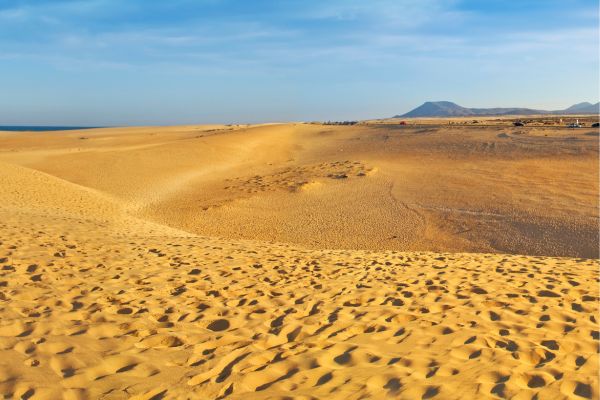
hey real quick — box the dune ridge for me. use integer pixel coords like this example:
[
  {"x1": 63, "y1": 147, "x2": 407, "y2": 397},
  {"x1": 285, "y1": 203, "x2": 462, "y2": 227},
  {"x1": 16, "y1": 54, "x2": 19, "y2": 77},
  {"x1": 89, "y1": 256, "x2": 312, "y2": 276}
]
[
  {"x1": 0, "y1": 122, "x2": 598, "y2": 399},
  {"x1": 2, "y1": 122, "x2": 597, "y2": 257}
]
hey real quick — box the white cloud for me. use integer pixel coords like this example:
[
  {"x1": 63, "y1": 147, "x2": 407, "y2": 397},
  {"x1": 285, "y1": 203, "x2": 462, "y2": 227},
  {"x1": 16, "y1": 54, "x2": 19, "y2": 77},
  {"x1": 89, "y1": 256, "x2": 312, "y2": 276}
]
[{"x1": 305, "y1": 0, "x2": 459, "y2": 25}]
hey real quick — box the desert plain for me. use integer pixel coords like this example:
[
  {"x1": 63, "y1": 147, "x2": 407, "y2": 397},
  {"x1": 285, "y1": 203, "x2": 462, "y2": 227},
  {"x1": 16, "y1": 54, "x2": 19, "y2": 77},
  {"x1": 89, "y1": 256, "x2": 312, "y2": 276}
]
[{"x1": 0, "y1": 118, "x2": 598, "y2": 399}]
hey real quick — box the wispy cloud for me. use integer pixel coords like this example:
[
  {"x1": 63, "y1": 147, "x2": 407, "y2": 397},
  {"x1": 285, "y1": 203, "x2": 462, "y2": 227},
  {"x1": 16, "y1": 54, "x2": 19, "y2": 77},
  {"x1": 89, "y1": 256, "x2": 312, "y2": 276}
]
[{"x1": 0, "y1": 0, "x2": 597, "y2": 124}]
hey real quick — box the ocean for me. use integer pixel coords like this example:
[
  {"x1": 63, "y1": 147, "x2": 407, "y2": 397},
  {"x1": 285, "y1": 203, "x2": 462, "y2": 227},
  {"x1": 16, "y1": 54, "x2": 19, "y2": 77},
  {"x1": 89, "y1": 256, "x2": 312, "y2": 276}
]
[{"x1": 0, "y1": 126, "x2": 100, "y2": 132}]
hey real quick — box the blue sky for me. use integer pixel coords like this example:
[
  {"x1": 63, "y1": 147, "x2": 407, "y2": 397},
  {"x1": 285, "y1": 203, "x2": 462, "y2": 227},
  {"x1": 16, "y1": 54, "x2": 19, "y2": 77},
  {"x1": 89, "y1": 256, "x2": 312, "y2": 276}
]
[{"x1": 0, "y1": 0, "x2": 598, "y2": 125}]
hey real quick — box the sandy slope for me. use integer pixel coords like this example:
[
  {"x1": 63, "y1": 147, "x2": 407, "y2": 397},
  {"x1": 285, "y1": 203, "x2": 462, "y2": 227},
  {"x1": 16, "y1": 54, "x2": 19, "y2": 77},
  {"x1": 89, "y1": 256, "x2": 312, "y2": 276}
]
[
  {"x1": 0, "y1": 122, "x2": 596, "y2": 257},
  {"x1": 0, "y1": 122, "x2": 598, "y2": 399}
]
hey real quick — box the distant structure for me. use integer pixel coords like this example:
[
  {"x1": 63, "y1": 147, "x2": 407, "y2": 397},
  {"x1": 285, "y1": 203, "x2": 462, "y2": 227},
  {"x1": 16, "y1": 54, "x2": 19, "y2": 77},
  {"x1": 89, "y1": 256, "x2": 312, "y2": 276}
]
[{"x1": 323, "y1": 121, "x2": 358, "y2": 126}]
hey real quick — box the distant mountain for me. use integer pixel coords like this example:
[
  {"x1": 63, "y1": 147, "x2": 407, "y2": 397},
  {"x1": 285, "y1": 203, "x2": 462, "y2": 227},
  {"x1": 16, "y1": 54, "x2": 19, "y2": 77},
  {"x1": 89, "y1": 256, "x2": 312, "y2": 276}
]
[
  {"x1": 397, "y1": 101, "x2": 473, "y2": 117},
  {"x1": 564, "y1": 102, "x2": 594, "y2": 112},
  {"x1": 563, "y1": 102, "x2": 600, "y2": 114},
  {"x1": 395, "y1": 101, "x2": 600, "y2": 118}
]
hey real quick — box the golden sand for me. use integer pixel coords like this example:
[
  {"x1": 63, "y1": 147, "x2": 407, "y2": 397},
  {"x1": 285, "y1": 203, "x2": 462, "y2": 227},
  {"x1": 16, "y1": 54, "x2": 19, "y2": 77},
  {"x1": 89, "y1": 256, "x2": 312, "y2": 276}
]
[{"x1": 0, "y1": 122, "x2": 598, "y2": 399}]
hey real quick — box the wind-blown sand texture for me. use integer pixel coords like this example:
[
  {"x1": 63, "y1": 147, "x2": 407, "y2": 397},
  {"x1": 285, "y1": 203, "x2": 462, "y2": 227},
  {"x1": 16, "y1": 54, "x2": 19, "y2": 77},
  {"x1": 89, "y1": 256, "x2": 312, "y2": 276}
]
[{"x1": 0, "y1": 122, "x2": 598, "y2": 399}]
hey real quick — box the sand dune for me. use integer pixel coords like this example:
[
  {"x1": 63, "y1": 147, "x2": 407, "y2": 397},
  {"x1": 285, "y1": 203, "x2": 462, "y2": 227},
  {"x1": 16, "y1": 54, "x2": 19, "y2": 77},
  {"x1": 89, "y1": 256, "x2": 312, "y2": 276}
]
[
  {"x1": 1, "y1": 122, "x2": 597, "y2": 257},
  {"x1": 0, "y1": 121, "x2": 598, "y2": 399}
]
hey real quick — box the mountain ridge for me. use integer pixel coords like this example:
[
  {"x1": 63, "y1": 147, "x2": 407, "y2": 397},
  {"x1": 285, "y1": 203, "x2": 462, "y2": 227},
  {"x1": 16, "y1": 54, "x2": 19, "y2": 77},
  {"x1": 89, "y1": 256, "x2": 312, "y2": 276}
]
[{"x1": 396, "y1": 101, "x2": 600, "y2": 118}]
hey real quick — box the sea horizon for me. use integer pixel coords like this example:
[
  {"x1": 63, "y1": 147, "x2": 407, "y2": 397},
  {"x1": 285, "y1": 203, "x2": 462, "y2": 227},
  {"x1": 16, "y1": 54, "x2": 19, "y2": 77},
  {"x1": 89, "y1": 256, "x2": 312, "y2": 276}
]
[{"x1": 0, "y1": 125, "x2": 102, "y2": 132}]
